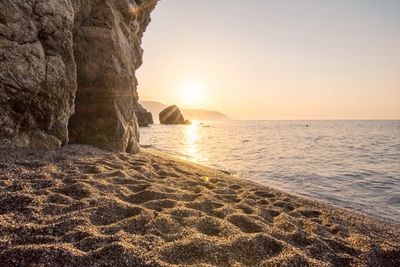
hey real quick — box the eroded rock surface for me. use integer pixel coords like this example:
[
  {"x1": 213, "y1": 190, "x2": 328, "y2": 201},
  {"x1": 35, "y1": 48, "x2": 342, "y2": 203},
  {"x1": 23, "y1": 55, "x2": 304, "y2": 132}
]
[
  {"x1": 0, "y1": 0, "x2": 156, "y2": 153},
  {"x1": 68, "y1": 0, "x2": 156, "y2": 153},
  {"x1": 0, "y1": 0, "x2": 76, "y2": 149}
]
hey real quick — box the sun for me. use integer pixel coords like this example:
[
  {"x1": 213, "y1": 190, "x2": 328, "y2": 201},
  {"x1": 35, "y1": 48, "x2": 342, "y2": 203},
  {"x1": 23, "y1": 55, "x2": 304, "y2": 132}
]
[{"x1": 179, "y1": 81, "x2": 206, "y2": 108}]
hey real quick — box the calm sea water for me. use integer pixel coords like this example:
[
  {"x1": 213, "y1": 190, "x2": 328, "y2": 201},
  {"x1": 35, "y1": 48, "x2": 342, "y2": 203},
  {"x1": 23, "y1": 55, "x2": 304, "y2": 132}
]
[{"x1": 140, "y1": 120, "x2": 400, "y2": 223}]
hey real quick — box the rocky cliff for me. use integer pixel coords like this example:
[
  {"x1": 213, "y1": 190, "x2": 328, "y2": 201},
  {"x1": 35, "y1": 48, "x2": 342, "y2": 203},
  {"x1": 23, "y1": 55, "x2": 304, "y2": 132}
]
[
  {"x1": 0, "y1": 0, "x2": 157, "y2": 153},
  {"x1": 0, "y1": 0, "x2": 76, "y2": 149}
]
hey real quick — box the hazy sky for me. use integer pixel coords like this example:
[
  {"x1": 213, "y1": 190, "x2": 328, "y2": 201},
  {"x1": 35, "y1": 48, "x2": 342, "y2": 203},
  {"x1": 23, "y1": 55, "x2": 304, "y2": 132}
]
[{"x1": 137, "y1": 0, "x2": 400, "y2": 119}]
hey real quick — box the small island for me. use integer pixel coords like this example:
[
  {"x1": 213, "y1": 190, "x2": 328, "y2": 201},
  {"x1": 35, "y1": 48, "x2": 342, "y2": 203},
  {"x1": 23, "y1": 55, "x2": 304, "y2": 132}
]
[{"x1": 159, "y1": 105, "x2": 192, "y2": 125}]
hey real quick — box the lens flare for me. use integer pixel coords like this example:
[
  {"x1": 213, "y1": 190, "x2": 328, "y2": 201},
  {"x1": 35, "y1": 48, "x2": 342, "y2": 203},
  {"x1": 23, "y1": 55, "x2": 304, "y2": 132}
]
[{"x1": 129, "y1": 4, "x2": 138, "y2": 16}]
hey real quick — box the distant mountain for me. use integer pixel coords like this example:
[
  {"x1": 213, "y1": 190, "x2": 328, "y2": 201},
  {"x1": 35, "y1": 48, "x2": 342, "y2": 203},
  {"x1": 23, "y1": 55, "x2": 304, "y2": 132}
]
[{"x1": 140, "y1": 101, "x2": 230, "y2": 122}]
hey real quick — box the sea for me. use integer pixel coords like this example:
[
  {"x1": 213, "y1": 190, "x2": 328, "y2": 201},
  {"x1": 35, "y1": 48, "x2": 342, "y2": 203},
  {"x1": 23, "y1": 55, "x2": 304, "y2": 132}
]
[{"x1": 140, "y1": 120, "x2": 400, "y2": 223}]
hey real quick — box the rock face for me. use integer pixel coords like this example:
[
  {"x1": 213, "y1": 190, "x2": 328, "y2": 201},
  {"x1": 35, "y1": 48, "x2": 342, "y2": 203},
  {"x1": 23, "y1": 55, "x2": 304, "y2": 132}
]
[
  {"x1": 68, "y1": 0, "x2": 156, "y2": 153},
  {"x1": 0, "y1": 0, "x2": 76, "y2": 149},
  {"x1": 135, "y1": 103, "x2": 154, "y2": 127},
  {"x1": 159, "y1": 105, "x2": 191, "y2": 125},
  {"x1": 0, "y1": 0, "x2": 157, "y2": 153}
]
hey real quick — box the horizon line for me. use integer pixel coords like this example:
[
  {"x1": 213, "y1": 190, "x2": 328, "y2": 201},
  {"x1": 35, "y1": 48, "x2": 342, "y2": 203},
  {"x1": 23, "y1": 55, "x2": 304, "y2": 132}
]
[{"x1": 228, "y1": 118, "x2": 400, "y2": 121}]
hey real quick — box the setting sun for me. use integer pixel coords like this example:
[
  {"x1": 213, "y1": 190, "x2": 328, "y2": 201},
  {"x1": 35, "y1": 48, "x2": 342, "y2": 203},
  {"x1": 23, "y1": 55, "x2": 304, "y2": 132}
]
[{"x1": 179, "y1": 81, "x2": 206, "y2": 108}]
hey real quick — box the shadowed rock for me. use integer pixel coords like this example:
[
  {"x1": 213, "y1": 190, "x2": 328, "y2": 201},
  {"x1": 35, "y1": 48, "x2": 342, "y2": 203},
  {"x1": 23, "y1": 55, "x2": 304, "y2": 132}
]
[
  {"x1": 159, "y1": 105, "x2": 191, "y2": 125},
  {"x1": 0, "y1": 0, "x2": 157, "y2": 153},
  {"x1": 0, "y1": 0, "x2": 76, "y2": 149},
  {"x1": 135, "y1": 103, "x2": 154, "y2": 127},
  {"x1": 68, "y1": 0, "x2": 157, "y2": 153}
]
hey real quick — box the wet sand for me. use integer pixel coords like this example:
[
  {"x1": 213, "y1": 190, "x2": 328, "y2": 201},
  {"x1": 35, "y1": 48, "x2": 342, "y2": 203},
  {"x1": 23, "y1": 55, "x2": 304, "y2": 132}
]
[{"x1": 0, "y1": 145, "x2": 399, "y2": 266}]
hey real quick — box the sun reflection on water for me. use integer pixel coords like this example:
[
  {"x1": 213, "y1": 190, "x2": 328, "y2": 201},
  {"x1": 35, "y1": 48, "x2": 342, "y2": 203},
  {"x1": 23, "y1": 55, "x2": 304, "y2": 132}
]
[{"x1": 182, "y1": 120, "x2": 203, "y2": 162}]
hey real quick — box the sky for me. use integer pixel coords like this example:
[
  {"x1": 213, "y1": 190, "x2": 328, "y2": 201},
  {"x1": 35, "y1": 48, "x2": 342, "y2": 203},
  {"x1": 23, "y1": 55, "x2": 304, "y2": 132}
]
[{"x1": 137, "y1": 0, "x2": 400, "y2": 120}]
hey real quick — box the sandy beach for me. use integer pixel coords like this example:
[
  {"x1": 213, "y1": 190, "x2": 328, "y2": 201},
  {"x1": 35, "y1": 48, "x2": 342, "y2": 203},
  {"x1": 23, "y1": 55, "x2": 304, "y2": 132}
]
[{"x1": 0, "y1": 145, "x2": 399, "y2": 266}]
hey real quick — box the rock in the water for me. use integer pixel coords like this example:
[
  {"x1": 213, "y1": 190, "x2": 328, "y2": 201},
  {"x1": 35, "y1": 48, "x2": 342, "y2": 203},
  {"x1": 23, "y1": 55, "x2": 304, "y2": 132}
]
[
  {"x1": 0, "y1": 0, "x2": 76, "y2": 149},
  {"x1": 0, "y1": 0, "x2": 157, "y2": 153},
  {"x1": 159, "y1": 105, "x2": 191, "y2": 125},
  {"x1": 135, "y1": 103, "x2": 154, "y2": 127}
]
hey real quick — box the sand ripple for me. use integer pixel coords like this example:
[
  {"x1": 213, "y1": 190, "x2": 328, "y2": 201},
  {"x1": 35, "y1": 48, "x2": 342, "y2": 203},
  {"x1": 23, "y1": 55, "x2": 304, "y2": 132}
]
[{"x1": 0, "y1": 145, "x2": 399, "y2": 266}]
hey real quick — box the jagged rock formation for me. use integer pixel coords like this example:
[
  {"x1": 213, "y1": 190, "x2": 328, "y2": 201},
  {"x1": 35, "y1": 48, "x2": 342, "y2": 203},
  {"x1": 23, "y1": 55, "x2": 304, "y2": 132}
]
[
  {"x1": 135, "y1": 103, "x2": 154, "y2": 127},
  {"x1": 159, "y1": 105, "x2": 191, "y2": 125},
  {"x1": 68, "y1": 0, "x2": 156, "y2": 153},
  {"x1": 0, "y1": 0, "x2": 157, "y2": 153},
  {"x1": 0, "y1": 0, "x2": 76, "y2": 149}
]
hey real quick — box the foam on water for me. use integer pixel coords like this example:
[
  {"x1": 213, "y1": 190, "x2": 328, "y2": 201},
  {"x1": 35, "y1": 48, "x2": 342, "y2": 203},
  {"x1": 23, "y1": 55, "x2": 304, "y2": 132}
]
[{"x1": 140, "y1": 120, "x2": 400, "y2": 222}]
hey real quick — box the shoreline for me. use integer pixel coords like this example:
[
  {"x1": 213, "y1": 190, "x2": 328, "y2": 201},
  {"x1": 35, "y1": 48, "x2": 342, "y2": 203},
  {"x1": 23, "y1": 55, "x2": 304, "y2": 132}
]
[
  {"x1": 142, "y1": 145, "x2": 400, "y2": 225},
  {"x1": 148, "y1": 149, "x2": 399, "y2": 229},
  {"x1": 0, "y1": 145, "x2": 399, "y2": 266}
]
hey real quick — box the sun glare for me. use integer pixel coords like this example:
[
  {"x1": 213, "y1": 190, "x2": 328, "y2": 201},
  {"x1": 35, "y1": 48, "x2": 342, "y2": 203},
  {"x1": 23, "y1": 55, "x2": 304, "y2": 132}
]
[{"x1": 179, "y1": 81, "x2": 206, "y2": 108}]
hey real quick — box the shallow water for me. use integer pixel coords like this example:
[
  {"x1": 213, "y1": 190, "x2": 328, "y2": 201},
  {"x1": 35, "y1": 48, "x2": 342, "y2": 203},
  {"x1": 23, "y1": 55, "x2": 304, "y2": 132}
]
[{"x1": 140, "y1": 120, "x2": 400, "y2": 223}]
